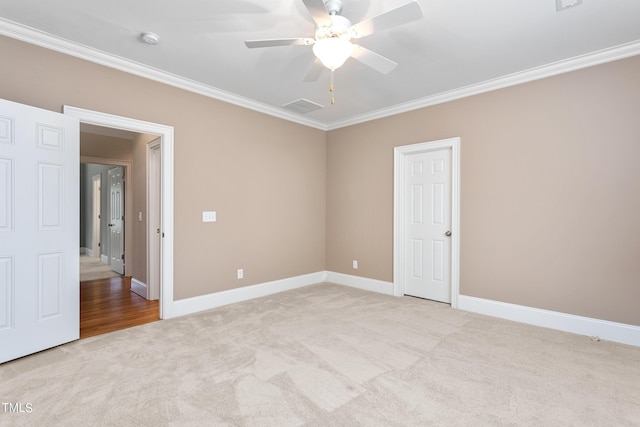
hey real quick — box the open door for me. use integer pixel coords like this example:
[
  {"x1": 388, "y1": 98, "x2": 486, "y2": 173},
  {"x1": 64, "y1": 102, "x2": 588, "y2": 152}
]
[
  {"x1": 91, "y1": 173, "x2": 101, "y2": 258},
  {"x1": 108, "y1": 167, "x2": 124, "y2": 275},
  {"x1": 0, "y1": 98, "x2": 79, "y2": 364}
]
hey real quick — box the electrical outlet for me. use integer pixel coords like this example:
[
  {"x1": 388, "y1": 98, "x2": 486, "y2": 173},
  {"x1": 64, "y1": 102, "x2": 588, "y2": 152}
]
[
  {"x1": 237, "y1": 269, "x2": 244, "y2": 279},
  {"x1": 353, "y1": 260, "x2": 358, "y2": 269}
]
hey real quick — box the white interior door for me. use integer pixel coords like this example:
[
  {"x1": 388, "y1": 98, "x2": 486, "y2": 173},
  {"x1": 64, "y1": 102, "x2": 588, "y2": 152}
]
[
  {"x1": 92, "y1": 173, "x2": 101, "y2": 258},
  {"x1": 108, "y1": 167, "x2": 124, "y2": 274},
  {"x1": 403, "y1": 149, "x2": 452, "y2": 302},
  {"x1": 0, "y1": 98, "x2": 79, "y2": 364}
]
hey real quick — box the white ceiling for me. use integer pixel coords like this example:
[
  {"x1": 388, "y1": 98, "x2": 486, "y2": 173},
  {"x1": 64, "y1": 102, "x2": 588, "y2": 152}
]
[{"x1": 1, "y1": 0, "x2": 640, "y2": 130}]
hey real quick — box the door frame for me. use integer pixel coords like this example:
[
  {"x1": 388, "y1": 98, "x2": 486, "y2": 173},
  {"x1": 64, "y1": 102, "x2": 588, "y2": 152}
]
[
  {"x1": 65, "y1": 106, "x2": 174, "y2": 319},
  {"x1": 393, "y1": 137, "x2": 461, "y2": 308},
  {"x1": 147, "y1": 139, "x2": 161, "y2": 301},
  {"x1": 83, "y1": 159, "x2": 132, "y2": 272}
]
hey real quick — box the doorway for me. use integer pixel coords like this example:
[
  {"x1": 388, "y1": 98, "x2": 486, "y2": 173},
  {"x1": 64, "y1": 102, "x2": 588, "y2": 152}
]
[
  {"x1": 393, "y1": 137, "x2": 461, "y2": 307},
  {"x1": 66, "y1": 106, "x2": 175, "y2": 320},
  {"x1": 81, "y1": 160, "x2": 131, "y2": 279},
  {"x1": 80, "y1": 158, "x2": 151, "y2": 337}
]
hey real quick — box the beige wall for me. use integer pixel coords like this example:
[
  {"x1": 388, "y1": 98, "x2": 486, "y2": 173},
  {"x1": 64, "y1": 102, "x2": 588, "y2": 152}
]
[
  {"x1": 80, "y1": 132, "x2": 134, "y2": 161},
  {"x1": 0, "y1": 36, "x2": 327, "y2": 300},
  {"x1": 3, "y1": 34, "x2": 638, "y2": 327},
  {"x1": 327, "y1": 55, "x2": 640, "y2": 326}
]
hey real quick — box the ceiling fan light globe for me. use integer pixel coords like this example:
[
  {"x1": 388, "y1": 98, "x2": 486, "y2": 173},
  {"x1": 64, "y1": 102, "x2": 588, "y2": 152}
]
[{"x1": 312, "y1": 38, "x2": 354, "y2": 70}]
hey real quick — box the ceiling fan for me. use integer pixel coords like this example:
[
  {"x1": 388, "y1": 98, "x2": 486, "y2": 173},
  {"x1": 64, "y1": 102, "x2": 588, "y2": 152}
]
[{"x1": 245, "y1": 0, "x2": 423, "y2": 103}]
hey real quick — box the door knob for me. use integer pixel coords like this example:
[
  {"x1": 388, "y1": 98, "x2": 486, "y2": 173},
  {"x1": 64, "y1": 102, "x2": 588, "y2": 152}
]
[{"x1": 445, "y1": 230, "x2": 452, "y2": 236}]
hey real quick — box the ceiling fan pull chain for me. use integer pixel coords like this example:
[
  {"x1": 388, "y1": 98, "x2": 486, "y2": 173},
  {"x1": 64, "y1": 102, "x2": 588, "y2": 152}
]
[{"x1": 330, "y1": 69, "x2": 335, "y2": 105}]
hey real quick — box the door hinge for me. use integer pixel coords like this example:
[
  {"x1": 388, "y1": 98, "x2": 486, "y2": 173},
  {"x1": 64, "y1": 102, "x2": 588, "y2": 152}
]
[
  {"x1": 98, "y1": 242, "x2": 101, "y2": 247},
  {"x1": 121, "y1": 254, "x2": 125, "y2": 260}
]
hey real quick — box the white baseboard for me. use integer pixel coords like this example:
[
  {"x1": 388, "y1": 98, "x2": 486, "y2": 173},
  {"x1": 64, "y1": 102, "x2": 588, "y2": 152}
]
[
  {"x1": 458, "y1": 295, "x2": 640, "y2": 347},
  {"x1": 131, "y1": 278, "x2": 147, "y2": 299},
  {"x1": 325, "y1": 271, "x2": 394, "y2": 295},
  {"x1": 171, "y1": 271, "x2": 327, "y2": 318},
  {"x1": 166, "y1": 270, "x2": 639, "y2": 347},
  {"x1": 80, "y1": 247, "x2": 95, "y2": 256},
  {"x1": 100, "y1": 254, "x2": 108, "y2": 265}
]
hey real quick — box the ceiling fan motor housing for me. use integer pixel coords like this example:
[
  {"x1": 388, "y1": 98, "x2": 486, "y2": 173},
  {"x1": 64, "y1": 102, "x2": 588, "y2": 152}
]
[{"x1": 316, "y1": 14, "x2": 352, "y2": 40}]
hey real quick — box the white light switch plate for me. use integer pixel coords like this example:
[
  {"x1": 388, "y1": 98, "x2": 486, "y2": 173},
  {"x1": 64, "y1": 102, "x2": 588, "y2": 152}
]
[{"x1": 202, "y1": 211, "x2": 216, "y2": 222}]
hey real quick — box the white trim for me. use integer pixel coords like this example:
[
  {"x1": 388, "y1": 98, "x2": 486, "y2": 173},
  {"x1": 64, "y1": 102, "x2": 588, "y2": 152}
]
[
  {"x1": 65, "y1": 106, "x2": 175, "y2": 320},
  {"x1": 325, "y1": 271, "x2": 394, "y2": 295},
  {"x1": 393, "y1": 138, "x2": 461, "y2": 307},
  {"x1": 100, "y1": 254, "x2": 109, "y2": 265},
  {"x1": 2, "y1": 18, "x2": 638, "y2": 132},
  {"x1": 130, "y1": 278, "x2": 147, "y2": 299},
  {"x1": 146, "y1": 139, "x2": 161, "y2": 301},
  {"x1": 172, "y1": 272, "x2": 326, "y2": 318},
  {"x1": 458, "y1": 295, "x2": 640, "y2": 347},
  {"x1": 326, "y1": 41, "x2": 640, "y2": 130}
]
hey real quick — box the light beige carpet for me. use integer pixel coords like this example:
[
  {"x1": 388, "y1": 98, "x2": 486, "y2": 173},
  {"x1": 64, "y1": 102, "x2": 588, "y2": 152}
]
[
  {"x1": 80, "y1": 254, "x2": 121, "y2": 282},
  {"x1": 1, "y1": 283, "x2": 638, "y2": 426}
]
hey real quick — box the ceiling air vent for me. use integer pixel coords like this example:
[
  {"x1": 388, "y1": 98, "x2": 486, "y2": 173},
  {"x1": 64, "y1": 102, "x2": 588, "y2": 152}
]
[
  {"x1": 282, "y1": 99, "x2": 323, "y2": 114},
  {"x1": 556, "y1": 0, "x2": 582, "y2": 12}
]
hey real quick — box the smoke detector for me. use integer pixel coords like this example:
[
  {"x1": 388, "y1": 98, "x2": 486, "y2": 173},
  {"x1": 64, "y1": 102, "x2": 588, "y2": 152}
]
[{"x1": 140, "y1": 32, "x2": 160, "y2": 45}]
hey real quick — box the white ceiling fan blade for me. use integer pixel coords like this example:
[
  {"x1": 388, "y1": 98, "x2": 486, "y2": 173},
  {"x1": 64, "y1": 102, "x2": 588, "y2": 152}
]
[
  {"x1": 351, "y1": 45, "x2": 397, "y2": 74},
  {"x1": 303, "y1": 57, "x2": 325, "y2": 82},
  {"x1": 301, "y1": 0, "x2": 331, "y2": 27},
  {"x1": 245, "y1": 38, "x2": 314, "y2": 48},
  {"x1": 351, "y1": 1, "x2": 423, "y2": 39}
]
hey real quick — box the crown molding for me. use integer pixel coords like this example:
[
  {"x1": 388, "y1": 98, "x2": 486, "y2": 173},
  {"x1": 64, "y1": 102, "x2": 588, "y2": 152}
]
[
  {"x1": 326, "y1": 39, "x2": 640, "y2": 130},
  {"x1": 0, "y1": 18, "x2": 329, "y2": 131},
  {"x1": 2, "y1": 18, "x2": 638, "y2": 132}
]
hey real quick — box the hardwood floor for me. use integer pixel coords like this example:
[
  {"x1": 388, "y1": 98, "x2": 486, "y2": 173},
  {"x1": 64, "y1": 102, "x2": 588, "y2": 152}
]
[{"x1": 80, "y1": 276, "x2": 159, "y2": 339}]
